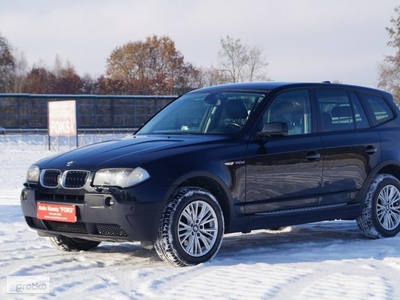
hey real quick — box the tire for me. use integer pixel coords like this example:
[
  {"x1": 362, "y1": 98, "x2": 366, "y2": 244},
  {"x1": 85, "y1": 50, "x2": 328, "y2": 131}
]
[
  {"x1": 154, "y1": 187, "x2": 225, "y2": 267},
  {"x1": 357, "y1": 174, "x2": 400, "y2": 238},
  {"x1": 49, "y1": 235, "x2": 101, "y2": 251}
]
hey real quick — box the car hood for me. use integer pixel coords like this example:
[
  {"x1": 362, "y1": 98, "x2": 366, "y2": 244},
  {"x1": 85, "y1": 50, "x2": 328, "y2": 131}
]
[{"x1": 35, "y1": 134, "x2": 228, "y2": 170}]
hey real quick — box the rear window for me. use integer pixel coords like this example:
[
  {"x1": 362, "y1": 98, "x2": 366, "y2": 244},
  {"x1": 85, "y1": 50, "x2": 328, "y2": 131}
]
[{"x1": 361, "y1": 93, "x2": 394, "y2": 126}]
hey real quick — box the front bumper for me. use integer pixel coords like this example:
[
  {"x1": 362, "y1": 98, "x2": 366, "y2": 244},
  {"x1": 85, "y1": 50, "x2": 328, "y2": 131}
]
[{"x1": 20, "y1": 188, "x2": 165, "y2": 242}]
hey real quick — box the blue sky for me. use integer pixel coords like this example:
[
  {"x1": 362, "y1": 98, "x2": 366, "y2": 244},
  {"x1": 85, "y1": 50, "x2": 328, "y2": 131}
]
[{"x1": 0, "y1": 0, "x2": 398, "y2": 88}]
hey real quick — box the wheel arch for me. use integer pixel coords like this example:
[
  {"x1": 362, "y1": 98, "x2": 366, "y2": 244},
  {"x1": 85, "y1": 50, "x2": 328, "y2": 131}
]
[
  {"x1": 376, "y1": 161, "x2": 400, "y2": 181},
  {"x1": 356, "y1": 160, "x2": 400, "y2": 207},
  {"x1": 173, "y1": 171, "x2": 238, "y2": 233}
]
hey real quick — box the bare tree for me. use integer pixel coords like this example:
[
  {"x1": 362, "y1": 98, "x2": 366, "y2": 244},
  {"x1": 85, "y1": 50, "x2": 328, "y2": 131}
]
[
  {"x1": 378, "y1": 5, "x2": 400, "y2": 103},
  {"x1": 12, "y1": 50, "x2": 28, "y2": 93},
  {"x1": 218, "y1": 36, "x2": 249, "y2": 83},
  {"x1": 80, "y1": 73, "x2": 99, "y2": 94},
  {"x1": 217, "y1": 35, "x2": 269, "y2": 83},
  {"x1": 247, "y1": 45, "x2": 269, "y2": 82},
  {"x1": 195, "y1": 66, "x2": 230, "y2": 87},
  {"x1": 0, "y1": 32, "x2": 15, "y2": 92},
  {"x1": 52, "y1": 55, "x2": 83, "y2": 93}
]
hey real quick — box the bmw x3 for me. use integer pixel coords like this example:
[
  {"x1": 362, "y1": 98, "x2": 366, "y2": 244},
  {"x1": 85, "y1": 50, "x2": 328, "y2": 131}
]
[{"x1": 21, "y1": 82, "x2": 400, "y2": 266}]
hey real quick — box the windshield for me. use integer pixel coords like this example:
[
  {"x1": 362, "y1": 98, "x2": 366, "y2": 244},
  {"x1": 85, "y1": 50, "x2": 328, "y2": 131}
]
[{"x1": 137, "y1": 91, "x2": 266, "y2": 135}]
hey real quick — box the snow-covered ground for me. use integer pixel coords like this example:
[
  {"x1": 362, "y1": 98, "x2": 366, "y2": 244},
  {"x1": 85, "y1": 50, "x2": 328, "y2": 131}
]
[{"x1": 1, "y1": 135, "x2": 400, "y2": 299}]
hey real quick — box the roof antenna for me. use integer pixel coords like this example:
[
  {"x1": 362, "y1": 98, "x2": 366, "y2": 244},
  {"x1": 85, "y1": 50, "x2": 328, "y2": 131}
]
[{"x1": 322, "y1": 81, "x2": 331, "y2": 84}]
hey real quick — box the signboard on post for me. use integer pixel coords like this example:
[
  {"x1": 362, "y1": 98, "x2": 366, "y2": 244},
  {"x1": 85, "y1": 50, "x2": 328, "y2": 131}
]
[{"x1": 48, "y1": 100, "x2": 77, "y2": 137}]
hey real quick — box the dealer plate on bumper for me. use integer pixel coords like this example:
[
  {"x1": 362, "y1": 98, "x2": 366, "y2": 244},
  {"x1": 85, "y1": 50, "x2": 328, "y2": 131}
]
[{"x1": 37, "y1": 202, "x2": 76, "y2": 223}]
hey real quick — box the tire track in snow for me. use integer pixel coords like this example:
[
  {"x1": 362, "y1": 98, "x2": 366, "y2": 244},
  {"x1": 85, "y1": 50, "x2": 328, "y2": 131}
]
[{"x1": 273, "y1": 259, "x2": 396, "y2": 300}]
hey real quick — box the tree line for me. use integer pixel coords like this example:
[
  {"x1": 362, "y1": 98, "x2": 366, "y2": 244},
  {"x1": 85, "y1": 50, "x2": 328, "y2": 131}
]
[{"x1": 0, "y1": 34, "x2": 269, "y2": 95}]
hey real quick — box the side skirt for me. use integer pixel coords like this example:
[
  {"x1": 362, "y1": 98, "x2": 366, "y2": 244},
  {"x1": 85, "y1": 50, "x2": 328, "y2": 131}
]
[{"x1": 245, "y1": 203, "x2": 362, "y2": 232}]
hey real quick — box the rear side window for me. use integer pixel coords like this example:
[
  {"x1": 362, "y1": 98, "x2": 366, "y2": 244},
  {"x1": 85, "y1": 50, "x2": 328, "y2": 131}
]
[
  {"x1": 316, "y1": 89, "x2": 367, "y2": 131},
  {"x1": 361, "y1": 93, "x2": 394, "y2": 126},
  {"x1": 316, "y1": 89, "x2": 370, "y2": 132}
]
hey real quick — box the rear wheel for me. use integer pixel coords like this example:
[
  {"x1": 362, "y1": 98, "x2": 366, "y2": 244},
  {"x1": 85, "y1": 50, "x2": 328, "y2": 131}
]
[
  {"x1": 49, "y1": 235, "x2": 101, "y2": 251},
  {"x1": 155, "y1": 187, "x2": 224, "y2": 267},
  {"x1": 357, "y1": 174, "x2": 400, "y2": 238}
]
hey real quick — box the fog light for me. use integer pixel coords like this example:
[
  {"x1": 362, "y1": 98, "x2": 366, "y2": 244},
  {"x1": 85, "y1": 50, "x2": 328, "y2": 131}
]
[{"x1": 104, "y1": 196, "x2": 115, "y2": 207}]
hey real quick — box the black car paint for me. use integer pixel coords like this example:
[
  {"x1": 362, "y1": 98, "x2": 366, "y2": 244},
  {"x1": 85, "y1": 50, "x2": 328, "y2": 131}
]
[{"x1": 20, "y1": 82, "x2": 400, "y2": 245}]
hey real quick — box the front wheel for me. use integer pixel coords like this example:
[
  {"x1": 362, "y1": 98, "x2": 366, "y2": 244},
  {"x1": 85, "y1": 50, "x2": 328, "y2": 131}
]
[
  {"x1": 357, "y1": 174, "x2": 400, "y2": 238},
  {"x1": 155, "y1": 187, "x2": 225, "y2": 267},
  {"x1": 49, "y1": 235, "x2": 101, "y2": 252}
]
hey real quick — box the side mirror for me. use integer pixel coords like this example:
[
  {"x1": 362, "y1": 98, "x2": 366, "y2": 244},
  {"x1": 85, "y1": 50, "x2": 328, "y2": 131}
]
[{"x1": 257, "y1": 122, "x2": 288, "y2": 138}]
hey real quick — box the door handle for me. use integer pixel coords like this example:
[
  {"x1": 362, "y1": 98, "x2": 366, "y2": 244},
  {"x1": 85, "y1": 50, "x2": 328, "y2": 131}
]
[
  {"x1": 365, "y1": 145, "x2": 377, "y2": 155},
  {"x1": 305, "y1": 151, "x2": 320, "y2": 160}
]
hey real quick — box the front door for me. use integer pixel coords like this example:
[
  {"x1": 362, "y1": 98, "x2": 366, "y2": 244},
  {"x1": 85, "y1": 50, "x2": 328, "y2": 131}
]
[{"x1": 244, "y1": 89, "x2": 323, "y2": 214}]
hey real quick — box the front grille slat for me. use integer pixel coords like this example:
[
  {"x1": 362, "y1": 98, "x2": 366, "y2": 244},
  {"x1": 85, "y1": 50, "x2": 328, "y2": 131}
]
[
  {"x1": 96, "y1": 224, "x2": 128, "y2": 237},
  {"x1": 45, "y1": 221, "x2": 88, "y2": 234},
  {"x1": 41, "y1": 169, "x2": 61, "y2": 187},
  {"x1": 63, "y1": 170, "x2": 89, "y2": 188},
  {"x1": 40, "y1": 169, "x2": 90, "y2": 189},
  {"x1": 50, "y1": 194, "x2": 84, "y2": 203},
  {"x1": 38, "y1": 220, "x2": 128, "y2": 237}
]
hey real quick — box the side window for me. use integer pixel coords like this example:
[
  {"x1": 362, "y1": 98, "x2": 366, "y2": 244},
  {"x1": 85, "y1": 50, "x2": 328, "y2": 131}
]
[
  {"x1": 361, "y1": 93, "x2": 394, "y2": 126},
  {"x1": 263, "y1": 90, "x2": 311, "y2": 135},
  {"x1": 317, "y1": 89, "x2": 357, "y2": 132}
]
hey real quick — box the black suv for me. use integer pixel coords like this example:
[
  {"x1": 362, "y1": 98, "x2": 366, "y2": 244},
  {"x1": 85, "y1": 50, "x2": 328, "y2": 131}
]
[{"x1": 21, "y1": 82, "x2": 400, "y2": 267}]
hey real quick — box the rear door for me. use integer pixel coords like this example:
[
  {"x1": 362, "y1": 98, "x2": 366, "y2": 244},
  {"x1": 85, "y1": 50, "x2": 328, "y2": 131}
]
[{"x1": 316, "y1": 89, "x2": 381, "y2": 205}]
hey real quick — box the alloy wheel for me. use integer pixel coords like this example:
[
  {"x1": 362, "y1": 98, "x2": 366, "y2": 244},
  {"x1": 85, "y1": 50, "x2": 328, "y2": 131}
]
[{"x1": 177, "y1": 200, "x2": 219, "y2": 257}]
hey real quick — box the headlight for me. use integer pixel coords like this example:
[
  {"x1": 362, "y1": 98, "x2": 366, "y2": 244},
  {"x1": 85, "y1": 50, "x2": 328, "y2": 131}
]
[
  {"x1": 93, "y1": 167, "x2": 150, "y2": 188},
  {"x1": 26, "y1": 165, "x2": 40, "y2": 182}
]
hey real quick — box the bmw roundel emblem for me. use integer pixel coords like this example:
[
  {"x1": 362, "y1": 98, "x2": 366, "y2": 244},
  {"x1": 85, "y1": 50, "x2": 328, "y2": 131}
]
[{"x1": 66, "y1": 161, "x2": 74, "y2": 166}]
